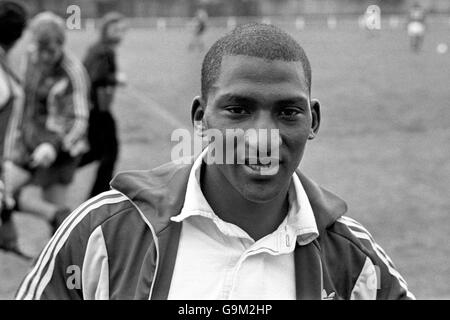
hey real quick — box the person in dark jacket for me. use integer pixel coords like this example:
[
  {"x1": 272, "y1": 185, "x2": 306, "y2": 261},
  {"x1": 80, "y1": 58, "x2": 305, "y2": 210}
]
[
  {"x1": 79, "y1": 12, "x2": 127, "y2": 198},
  {"x1": 17, "y1": 24, "x2": 414, "y2": 300}
]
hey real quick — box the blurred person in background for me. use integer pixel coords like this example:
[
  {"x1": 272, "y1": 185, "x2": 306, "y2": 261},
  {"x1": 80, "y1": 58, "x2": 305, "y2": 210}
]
[
  {"x1": 407, "y1": 2, "x2": 427, "y2": 52},
  {"x1": 188, "y1": 8, "x2": 208, "y2": 51},
  {"x1": 4, "y1": 12, "x2": 89, "y2": 235},
  {"x1": 361, "y1": 5, "x2": 381, "y2": 38},
  {"x1": 0, "y1": 0, "x2": 27, "y2": 254},
  {"x1": 78, "y1": 12, "x2": 127, "y2": 198}
]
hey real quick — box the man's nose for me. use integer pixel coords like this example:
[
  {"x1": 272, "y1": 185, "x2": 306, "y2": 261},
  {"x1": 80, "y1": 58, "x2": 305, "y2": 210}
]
[{"x1": 245, "y1": 112, "x2": 282, "y2": 155}]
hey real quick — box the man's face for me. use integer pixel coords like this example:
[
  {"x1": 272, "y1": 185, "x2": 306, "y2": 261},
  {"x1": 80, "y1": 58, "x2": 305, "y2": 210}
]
[
  {"x1": 105, "y1": 21, "x2": 127, "y2": 45},
  {"x1": 35, "y1": 37, "x2": 63, "y2": 68},
  {"x1": 197, "y1": 55, "x2": 320, "y2": 203}
]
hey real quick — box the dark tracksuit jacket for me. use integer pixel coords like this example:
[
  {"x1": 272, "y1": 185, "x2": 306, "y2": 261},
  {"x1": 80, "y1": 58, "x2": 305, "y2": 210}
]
[
  {"x1": 15, "y1": 160, "x2": 415, "y2": 300},
  {"x1": 80, "y1": 41, "x2": 119, "y2": 196}
]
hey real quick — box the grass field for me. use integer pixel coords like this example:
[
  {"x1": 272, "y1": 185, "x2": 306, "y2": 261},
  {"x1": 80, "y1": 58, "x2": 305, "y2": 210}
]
[{"x1": 1, "y1": 22, "x2": 450, "y2": 299}]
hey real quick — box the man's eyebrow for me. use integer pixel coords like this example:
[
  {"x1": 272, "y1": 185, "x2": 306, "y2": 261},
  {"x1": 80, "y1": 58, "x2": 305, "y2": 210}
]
[
  {"x1": 276, "y1": 96, "x2": 309, "y2": 105},
  {"x1": 215, "y1": 93, "x2": 258, "y2": 104}
]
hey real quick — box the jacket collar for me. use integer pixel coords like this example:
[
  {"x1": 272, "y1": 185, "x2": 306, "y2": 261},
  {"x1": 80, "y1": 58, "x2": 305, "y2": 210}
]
[{"x1": 110, "y1": 159, "x2": 347, "y2": 236}]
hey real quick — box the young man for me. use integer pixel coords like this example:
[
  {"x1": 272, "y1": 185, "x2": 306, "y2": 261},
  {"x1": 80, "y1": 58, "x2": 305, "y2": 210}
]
[
  {"x1": 0, "y1": 0, "x2": 27, "y2": 253},
  {"x1": 5, "y1": 12, "x2": 89, "y2": 234},
  {"x1": 16, "y1": 24, "x2": 414, "y2": 300},
  {"x1": 78, "y1": 12, "x2": 126, "y2": 198}
]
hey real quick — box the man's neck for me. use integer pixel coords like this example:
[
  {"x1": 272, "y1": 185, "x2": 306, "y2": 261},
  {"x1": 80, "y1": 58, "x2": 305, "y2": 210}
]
[{"x1": 201, "y1": 163, "x2": 290, "y2": 241}]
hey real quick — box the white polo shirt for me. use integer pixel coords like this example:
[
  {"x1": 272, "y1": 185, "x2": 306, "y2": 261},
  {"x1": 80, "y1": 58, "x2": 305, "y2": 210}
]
[{"x1": 167, "y1": 149, "x2": 319, "y2": 300}]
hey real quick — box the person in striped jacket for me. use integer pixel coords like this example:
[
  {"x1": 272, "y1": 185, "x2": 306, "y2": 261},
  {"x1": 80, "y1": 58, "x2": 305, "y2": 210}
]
[
  {"x1": 4, "y1": 12, "x2": 89, "y2": 235},
  {"x1": 0, "y1": 0, "x2": 27, "y2": 254},
  {"x1": 16, "y1": 23, "x2": 414, "y2": 300}
]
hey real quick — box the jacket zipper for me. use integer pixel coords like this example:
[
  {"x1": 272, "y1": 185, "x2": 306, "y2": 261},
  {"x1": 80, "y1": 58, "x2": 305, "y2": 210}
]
[{"x1": 113, "y1": 189, "x2": 160, "y2": 300}]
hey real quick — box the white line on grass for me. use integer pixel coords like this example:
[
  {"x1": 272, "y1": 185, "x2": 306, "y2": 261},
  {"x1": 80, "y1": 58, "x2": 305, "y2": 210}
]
[{"x1": 122, "y1": 86, "x2": 188, "y2": 131}]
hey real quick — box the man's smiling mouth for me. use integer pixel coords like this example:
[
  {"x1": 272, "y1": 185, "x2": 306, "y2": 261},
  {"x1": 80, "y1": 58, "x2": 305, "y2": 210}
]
[
  {"x1": 243, "y1": 158, "x2": 280, "y2": 175},
  {"x1": 245, "y1": 163, "x2": 271, "y2": 170}
]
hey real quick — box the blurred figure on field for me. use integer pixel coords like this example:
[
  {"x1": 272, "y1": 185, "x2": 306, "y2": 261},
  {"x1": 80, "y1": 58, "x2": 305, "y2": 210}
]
[
  {"x1": 0, "y1": 0, "x2": 27, "y2": 254},
  {"x1": 4, "y1": 12, "x2": 89, "y2": 235},
  {"x1": 361, "y1": 5, "x2": 381, "y2": 38},
  {"x1": 78, "y1": 12, "x2": 127, "y2": 198},
  {"x1": 188, "y1": 9, "x2": 208, "y2": 51},
  {"x1": 407, "y1": 2, "x2": 426, "y2": 52}
]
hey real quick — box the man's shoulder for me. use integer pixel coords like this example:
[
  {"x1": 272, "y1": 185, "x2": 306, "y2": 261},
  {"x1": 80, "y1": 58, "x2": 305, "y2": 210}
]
[
  {"x1": 62, "y1": 161, "x2": 194, "y2": 241},
  {"x1": 323, "y1": 215, "x2": 381, "y2": 260},
  {"x1": 295, "y1": 171, "x2": 348, "y2": 231},
  {"x1": 64, "y1": 190, "x2": 137, "y2": 236},
  {"x1": 111, "y1": 159, "x2": 193, "y2": 202}
]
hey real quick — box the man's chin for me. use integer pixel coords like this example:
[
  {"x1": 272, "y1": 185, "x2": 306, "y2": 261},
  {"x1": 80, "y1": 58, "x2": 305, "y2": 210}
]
[{"x1": 240, "y1": 185, "x2": 282, "y2": 203}]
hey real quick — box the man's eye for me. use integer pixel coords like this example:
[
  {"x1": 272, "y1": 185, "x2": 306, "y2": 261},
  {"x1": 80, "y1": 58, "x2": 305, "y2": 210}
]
[
  {"x1": 279, "y1": 108, "x2": 301, "y2": 119},
  {"x1": 226, "y1": 106, "x2": 249, "y2": 115}
]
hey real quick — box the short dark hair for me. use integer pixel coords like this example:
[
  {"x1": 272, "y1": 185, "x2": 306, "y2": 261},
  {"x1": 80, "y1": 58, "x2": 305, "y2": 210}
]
[
  {"x1": 201, "y1": 23, "x2": 312, "y2": 101},
  {"x1": 0, "y1": 1, "x2": 27, "y2": 48}
]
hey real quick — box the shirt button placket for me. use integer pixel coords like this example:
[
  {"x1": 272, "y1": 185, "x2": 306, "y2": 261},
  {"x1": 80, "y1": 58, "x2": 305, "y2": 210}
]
[
  {"x1": 226, "y1": 252, "x2": 250, "y2": 299},
  {"x1": 221, "y1": 255, "x2": 240, "y2": 299}
]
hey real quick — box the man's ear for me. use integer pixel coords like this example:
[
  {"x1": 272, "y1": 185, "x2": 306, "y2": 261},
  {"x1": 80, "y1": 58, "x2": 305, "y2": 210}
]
[
  {"x1": 191, "y1": 96, "x2": 206, "y2": 133},
  {"x1": 308, "y1": 98, "x2": 321, "y2": 140}
]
